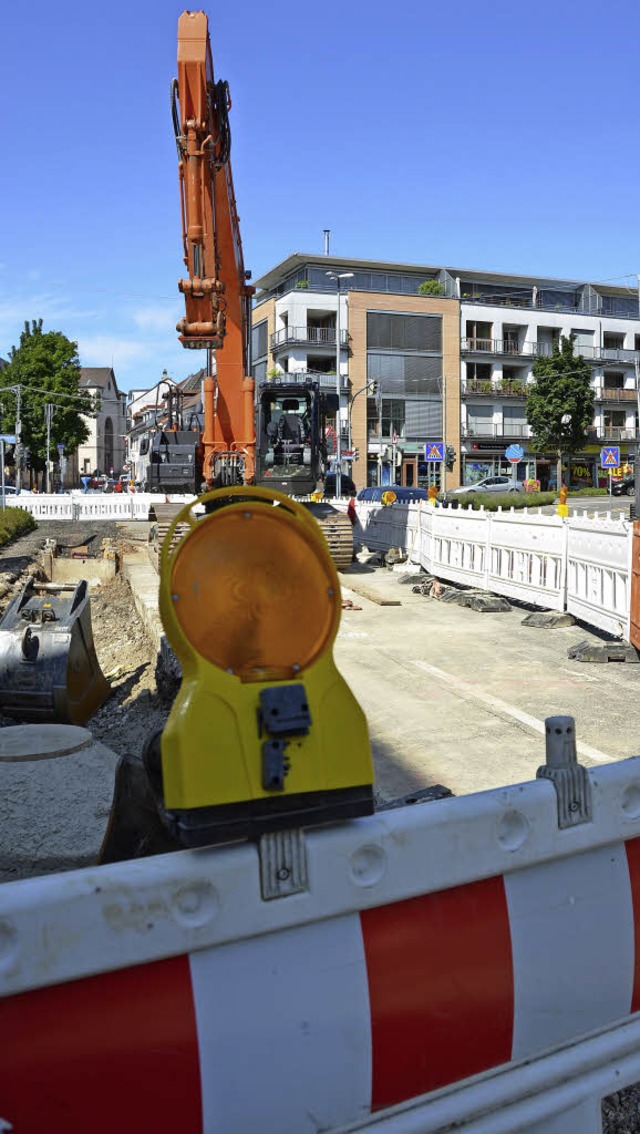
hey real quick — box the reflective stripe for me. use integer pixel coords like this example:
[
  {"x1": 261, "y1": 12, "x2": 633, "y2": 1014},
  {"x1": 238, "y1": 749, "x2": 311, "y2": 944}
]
[
  {"x1": 361, "y1": 876, "x2": 513, "y2": 1109},
  {"x1": 190, "y1": 914, "x2": 371, "y2": 1133},
  {"x1": 0, "y1": 956, "x2": 202, "y2": 1133},
  {"x1": 506, "y1": 844, "x2": 634, "y2": 1059},
  {"x1": 624, "y1": 836, "x2": 640, "y2": 1012}
]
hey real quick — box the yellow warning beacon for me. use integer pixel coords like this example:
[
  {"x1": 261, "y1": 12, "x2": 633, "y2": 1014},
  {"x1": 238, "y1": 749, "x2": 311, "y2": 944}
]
[{"x1": 156, "y1": 487, "x2": 374, "y2": 846}]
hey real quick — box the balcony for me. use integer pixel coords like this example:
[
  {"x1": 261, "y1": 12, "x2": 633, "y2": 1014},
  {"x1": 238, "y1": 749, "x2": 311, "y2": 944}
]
[
  {"x1": 270, "y1": 326, "x2": 350, "y2": 351},
  {"x1": 462, "y1": 424, "x2": 530, "y2": 440},
  {"x1": 462, "y1": 380, "x2": 529, "y2": 398},
  {"x1": 597, "y1": 347, "x2": 638, "y2": 364},
  {"x1": 595, "y1": 388, "x2": 638, "y2": 403},
  {"x1": 266, "y1": 370, "x2": 349, "y2": 392},
  {"x1": 596, "y1": 427, "x2": 639, "y2": 442},
  {"x1": 462, "y1": 337, "x2": 533, "y2": 356}
]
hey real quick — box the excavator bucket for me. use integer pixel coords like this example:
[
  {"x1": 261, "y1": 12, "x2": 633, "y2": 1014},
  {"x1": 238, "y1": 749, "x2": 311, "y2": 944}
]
[{"x1": 0, "y1": 579, "x2": 110, "y2": 724}]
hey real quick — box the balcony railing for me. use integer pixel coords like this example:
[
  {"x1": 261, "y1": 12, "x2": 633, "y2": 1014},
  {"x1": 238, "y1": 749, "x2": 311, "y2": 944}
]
[
  {"x1": 462, "y1": 338, "x2": 640, "y2": 364},
  {"x1": 462, "y1": 380, "x2": 529, "y2": 397},
  {"x1": 595, "y1": 388, "x2": 638, "y2": 402},
  {"x1": 599, "y1": 347, "x2": 638, "y2": 363},
  {"x1": 462, "y1": 338, "x2": 530, "y2": 355},
  {"x1": 462, "y1": 424, "x2": 530, "y2": 440},
  {"x1": 270, "y1": 326, "x2": 350, "y2": 351},
  {"x1": 266, "y1": 370, "x2": 349, "y2": 392},
  {"x1": 597, "y1": 427, "x2": 639, "y2": 441}
]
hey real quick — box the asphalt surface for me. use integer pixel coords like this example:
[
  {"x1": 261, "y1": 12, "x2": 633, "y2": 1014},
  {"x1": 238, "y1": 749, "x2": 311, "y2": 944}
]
[{"x1": 335, "y1": 560, "x2": 640, "y2": 800}]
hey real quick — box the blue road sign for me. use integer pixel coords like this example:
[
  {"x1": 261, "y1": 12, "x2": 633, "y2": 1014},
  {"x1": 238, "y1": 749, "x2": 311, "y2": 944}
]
[
  {"x1": 424, "y1": 441, "x2": 444, "y2": 462},
  {"x1": 600, "y1": 446, "x2": 620, "y2": 468},
  {"x1": 0, "y1": 434, "x2": 16, "y2": 445},
  {"x1": 504, "y1": 444, "x2": 524, "y2": 463}
]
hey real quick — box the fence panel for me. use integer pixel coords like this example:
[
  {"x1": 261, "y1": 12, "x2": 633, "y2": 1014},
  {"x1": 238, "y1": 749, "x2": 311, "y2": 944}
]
[
  {"x1": 427, "y1": 507, "x2": 490, "y2": 587},
  {"x1": 566, "y1": 514, "x2": 632, "y2": 638},
  {"x1": 487, "y1": 510, "x2": 566, "y2": 611}
]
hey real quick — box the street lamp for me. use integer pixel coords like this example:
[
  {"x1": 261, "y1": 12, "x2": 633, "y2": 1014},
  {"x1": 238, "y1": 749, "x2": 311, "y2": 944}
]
[
  {"x1": 348, "y1": 379, "x2": 376, "y2": 452},
  {"x1": 45, "y1": 403, "x2": 55, "y2": 494},
  {"x1": 326, "y1": 271, "x2": 354, "y2": 496}
]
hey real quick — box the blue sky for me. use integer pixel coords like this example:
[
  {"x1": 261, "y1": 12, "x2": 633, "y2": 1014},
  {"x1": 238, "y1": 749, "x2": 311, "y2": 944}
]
[{"x1": 2, "y1": 0, "x2": 639, "y2": 392}]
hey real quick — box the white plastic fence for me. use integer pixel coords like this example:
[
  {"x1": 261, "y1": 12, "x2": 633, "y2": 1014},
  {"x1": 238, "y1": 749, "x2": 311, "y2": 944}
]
[
  {"x1": 7, "y1": 492, "x2": 194, "y2": 522},
  {"x1": 7, "y1": 492, "x2": 633, "y2": 640},
  {"x1": 355, "y1": 502, "x2": 633, "y2": 640}
]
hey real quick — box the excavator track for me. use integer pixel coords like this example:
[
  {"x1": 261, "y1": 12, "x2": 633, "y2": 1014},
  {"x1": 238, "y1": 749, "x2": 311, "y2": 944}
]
[
  {"x1": 303, "y1": 502, "x2": 354, "y2": 572},
  {"x1": 148, "y1": 503, "x2": 190, "y2": 573},
  {"x1": 148, "y1": 500, "x2": 353, "y2": 572}
]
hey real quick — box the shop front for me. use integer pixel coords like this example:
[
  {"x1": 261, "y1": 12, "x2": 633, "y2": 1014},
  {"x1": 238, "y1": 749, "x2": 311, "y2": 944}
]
[
  {"x1": 461, "y1": 441, "x2": 535, "y2": 486},
  {"x1": 536, "y1": 445, "x2": 635, "y2": 490}
]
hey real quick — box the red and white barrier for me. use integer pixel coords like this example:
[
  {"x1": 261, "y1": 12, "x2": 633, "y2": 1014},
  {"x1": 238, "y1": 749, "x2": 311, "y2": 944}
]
[{"x1": 3, "y1": 756, "x2": 640, "y2": 1131}]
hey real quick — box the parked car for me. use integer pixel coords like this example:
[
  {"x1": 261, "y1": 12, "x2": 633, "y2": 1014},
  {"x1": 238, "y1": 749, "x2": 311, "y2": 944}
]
[
  {"x1": 612, "y1": 475, "x2": 635, "y2": 497},
  {"x1": 449, "y1": 475, "x2": 524, "y2": 496},
  {"x1": 357, "y1": 486, "x2": 431, "y2": 503},
  {"x1": 323, "y1": 473, "x2": 357, "y2": 497}
]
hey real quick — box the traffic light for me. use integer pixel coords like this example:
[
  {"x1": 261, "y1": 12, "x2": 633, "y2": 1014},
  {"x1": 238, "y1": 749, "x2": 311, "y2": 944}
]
[{"x1": 445, "y1": 445, "x2": 456, "y2": 471}]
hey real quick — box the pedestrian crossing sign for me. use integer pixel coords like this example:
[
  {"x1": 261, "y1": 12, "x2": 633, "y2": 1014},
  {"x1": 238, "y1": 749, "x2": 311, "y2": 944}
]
[
  {"x1": 600, "y1": 446, "x2": 620, "y2": 468},
  {"x1": 424, "y1": 442, "x2": 444, "y2": 462}
]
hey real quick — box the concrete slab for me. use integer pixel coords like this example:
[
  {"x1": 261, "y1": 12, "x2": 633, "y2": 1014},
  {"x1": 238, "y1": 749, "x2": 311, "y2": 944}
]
[
  {"x1": 0, "y1": 724, "x2": 93, "y2": 760},
  {"x1": 0, "y1": 725, "x2": 119, "y2": 882}
]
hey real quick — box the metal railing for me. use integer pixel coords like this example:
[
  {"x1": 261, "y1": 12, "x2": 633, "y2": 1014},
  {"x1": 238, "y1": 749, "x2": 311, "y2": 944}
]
[
  {"x1": 462, "y1": 338, "x2": 640, "y2": 365},
  {"x1": 270, "y1": 326, "x2": 350, "y2": 350},
  {"x1": 266, "y1": 370, "x2": 349, "y2": 391},
  {"x1": 462, "y1": 423, "x2": 530, "y2": 439},
  {"x1": 599, "y1": 347, "x2": 638, "y2": 363},
  {"x1": 596, "y1": 427, "x2": 639, "y2": 441},
  {"x1": 461, "y1": 380, "x2": 529, "y2": 397}
]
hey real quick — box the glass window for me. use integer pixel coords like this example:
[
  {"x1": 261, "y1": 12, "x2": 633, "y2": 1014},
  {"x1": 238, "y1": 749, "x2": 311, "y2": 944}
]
[
  {"x1": 367, "y1": 312, "x2": 442, "y2": 352},
  {"x1": 380, "y1": 399, "x2": 405, "y2": 438},
  {"x1": 252, "y1": 320, "x2": 268, "y2": 361}
]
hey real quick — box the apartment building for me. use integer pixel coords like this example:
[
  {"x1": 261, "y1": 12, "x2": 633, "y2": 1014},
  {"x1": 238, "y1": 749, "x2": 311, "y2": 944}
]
[{"x1": 252, "y1": 254, "x2": 640, "y2": 491}]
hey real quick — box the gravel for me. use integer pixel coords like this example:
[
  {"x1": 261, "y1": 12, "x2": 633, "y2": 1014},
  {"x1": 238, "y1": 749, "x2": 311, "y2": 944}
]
[{"x1": 0, "y1": 521, "x2": 170, "y2": 758}]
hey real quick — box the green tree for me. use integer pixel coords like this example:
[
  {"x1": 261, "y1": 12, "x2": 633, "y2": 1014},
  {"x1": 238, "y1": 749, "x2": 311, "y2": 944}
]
[
  {"x1": 1, "y1": 320, "x2": 95, "y2": 483},
  {"x1": 527, "y1": 335, "x2": 595, "y2": 491}
]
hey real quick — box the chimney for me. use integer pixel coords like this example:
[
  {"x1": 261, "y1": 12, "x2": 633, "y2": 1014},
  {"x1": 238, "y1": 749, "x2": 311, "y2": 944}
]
[{"x1": 323, "y1": 229, "x2": 330, "y2": 256}]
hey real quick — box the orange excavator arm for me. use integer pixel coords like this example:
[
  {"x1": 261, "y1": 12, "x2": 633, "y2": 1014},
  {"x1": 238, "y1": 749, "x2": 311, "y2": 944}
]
[{"x1": 173, "y1": 9, "x2": 255, "y2": 485}]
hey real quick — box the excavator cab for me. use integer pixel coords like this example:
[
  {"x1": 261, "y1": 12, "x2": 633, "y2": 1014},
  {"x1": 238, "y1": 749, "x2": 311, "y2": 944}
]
[{"x1": 255, "y1": 379, "x2": 331, "y2": 496}]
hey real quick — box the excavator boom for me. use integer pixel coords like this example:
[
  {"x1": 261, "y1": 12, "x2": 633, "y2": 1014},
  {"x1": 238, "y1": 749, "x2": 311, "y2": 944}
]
[{"x1": 173, "y1": 10, "x2": 255, "y2": 485}]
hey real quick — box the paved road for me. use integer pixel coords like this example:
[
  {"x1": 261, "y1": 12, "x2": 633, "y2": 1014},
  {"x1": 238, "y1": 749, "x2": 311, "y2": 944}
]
[{"x1": 335, "y1": 563, "x2": 640, "y2": 801}]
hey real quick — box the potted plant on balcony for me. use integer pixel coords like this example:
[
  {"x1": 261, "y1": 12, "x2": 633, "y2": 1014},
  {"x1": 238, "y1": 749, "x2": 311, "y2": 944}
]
[{"x1": 418, "y1": 280, "x2": 445, "y2": 296}]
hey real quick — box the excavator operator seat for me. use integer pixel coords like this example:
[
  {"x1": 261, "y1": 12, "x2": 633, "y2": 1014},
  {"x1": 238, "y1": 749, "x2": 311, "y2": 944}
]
[{"x1": 278, "y1": 400, "x2": 305, "y2": 445}]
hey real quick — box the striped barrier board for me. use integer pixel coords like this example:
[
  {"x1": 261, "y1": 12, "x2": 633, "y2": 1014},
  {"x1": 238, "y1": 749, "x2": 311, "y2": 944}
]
[{"x1": 3, "y1": 757, "x2": 640, "y2": 1131}]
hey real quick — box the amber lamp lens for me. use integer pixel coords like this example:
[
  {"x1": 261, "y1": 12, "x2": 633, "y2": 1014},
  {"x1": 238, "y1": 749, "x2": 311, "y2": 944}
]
[{"x1": 170, "y1": 507, "x2": 337, "y2": 680}]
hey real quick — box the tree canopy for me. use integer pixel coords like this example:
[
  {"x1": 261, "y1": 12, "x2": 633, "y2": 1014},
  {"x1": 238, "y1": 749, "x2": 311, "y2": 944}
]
[
  {"x1": 527, "y1": 335, "x2": 595, "y2": 488},
  {"x1": 0, "y1": 320, "x2": 95, "y2": 475}
]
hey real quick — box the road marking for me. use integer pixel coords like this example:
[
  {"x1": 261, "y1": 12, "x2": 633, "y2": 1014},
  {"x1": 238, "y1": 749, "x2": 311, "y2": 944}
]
[{"x1": 412, "y1": 659, "x2": 616, "y2": 764}]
